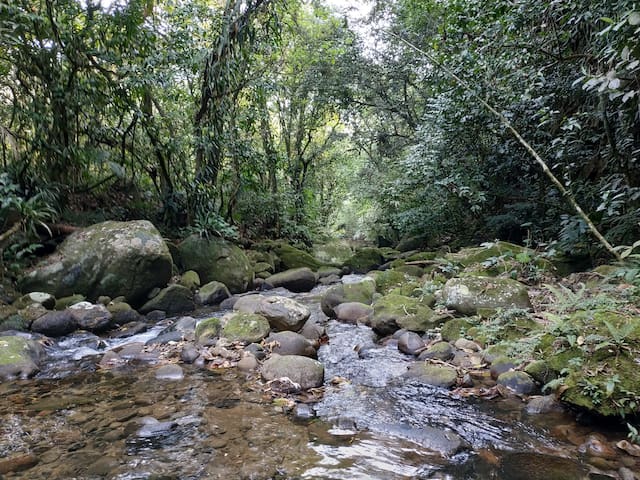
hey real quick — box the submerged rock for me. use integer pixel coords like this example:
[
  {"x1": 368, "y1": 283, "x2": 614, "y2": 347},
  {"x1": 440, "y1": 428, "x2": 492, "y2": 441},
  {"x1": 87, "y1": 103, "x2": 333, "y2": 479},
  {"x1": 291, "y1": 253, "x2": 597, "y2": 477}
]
[
  {"x1": 19, "y1": 220, "x2": 172, "y2": 306},
  {"x1": 498, "y1": 452, "x2": 586, "y2": 480}
]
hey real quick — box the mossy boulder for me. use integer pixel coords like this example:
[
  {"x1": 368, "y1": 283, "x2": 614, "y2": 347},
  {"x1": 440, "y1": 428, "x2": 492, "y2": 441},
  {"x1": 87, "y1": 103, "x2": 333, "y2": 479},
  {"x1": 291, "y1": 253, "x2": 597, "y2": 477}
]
[
  {"x1": 0, "y1": 335, "x2": 43, "y2": 380},
  {"x1": 440, "y1": 318, "x2": 475, "y2": 342},
  {"x1": 19, "y1": 220, "x2": 173, "y2": 307},
  {"x1": 195, "y1": 317, "x2": 223, "y2": 344},
  {"x1": 234, "y1": 295, "x2": 310, "y2": 332},
  {"x1": 442, "y1": 276, "x2": 531, "y2": 315},
  {"x1": 261, "y1": 354, "x2": 324, "y2": 390},
  {"x1": 497, "y1": 371, "x2": 536, "y2": 395},
  {"x1": 524, "y1": 360, "x2": 556, "y2": 385},
  {"x1": 345, "y1": 248, "x2": 384, "y2": 274},
  {"x1": 55, "y1": 294, "x2": 86, "y2": 310},
  {"x1": 367, "y1": 270, "x2": 408, "y2": 294},
  {"x1": 272, "y1": 243, "x2": 321, "y2": 271},
  {"x1": 393, "y1": 265, "x2": 424, "y2": 278},
  {"x1": 404, "y1": 363, "x2": 458, "y2": 388},
  {"x1": 179, "y1": 270, "x2": 201, "y2": 291},
  {"x1": 222, "y1": 312, "x2": 271, "y2": 344},
  {"x1": 418, "y1": 342, "x2": 454, "y2": 361},
  {"x1": 370, "y1": 294, "x2": 441, "y2": 336},
  {"x1": 265, "y1": 331, "x2": 317, "y2": 358},
  {"x1": 195, "y1": 281, "x2": 231, "y2": 306},
  {"x1": 313, "y1": 241, "x2": 353, "y2": 265},
  {"x1": 177, "y1": 235, "x2": 253, "y2": 293},
  {"x1": 320, "y1": 279, "x2": 376, "y2": 317},
  {"x1": 139, "y1": 284, "x2": 195, "y2": 315}
]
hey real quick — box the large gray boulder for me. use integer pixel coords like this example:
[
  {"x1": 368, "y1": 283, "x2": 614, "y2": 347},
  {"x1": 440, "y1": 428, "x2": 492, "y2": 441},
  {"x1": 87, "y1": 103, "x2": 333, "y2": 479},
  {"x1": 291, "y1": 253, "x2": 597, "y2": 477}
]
[
  {"x1": 265, "y1": 268, "x2": 317, "y2": 292},
  {"x1": 261, "y1": 354, "x2": 324, "y2": 390},
  {"x1": 265, "y1": 331, "x2": 317, "y2": 358},
  {"x1": 234, "y1": 295, "x2": 310, "y2": 332},
  {"x1": 320, "y1": 278, "x2": 376, "y2": 317},
  {"x1": 442, "y1": 276, "x2": 531, "y2": 315},
  {"x1": 194, "y1": 281, "x2": 231, "y2": 306},
  {"x1": 19, "y1": 220, "x2": 172, "y2": 307},
  {"x1": 0, "y1": 335, "x2": 44, "y2": 380},
  {"x1": 176, "y1": 235, "x2": 253, "y2": 293}
]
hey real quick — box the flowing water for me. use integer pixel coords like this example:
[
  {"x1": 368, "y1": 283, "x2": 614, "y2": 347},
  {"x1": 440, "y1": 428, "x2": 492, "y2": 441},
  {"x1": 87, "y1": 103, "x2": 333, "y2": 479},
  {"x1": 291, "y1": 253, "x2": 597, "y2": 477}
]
[{"x1": 0, "y1": 283, "x2": 633, "y2": 479}]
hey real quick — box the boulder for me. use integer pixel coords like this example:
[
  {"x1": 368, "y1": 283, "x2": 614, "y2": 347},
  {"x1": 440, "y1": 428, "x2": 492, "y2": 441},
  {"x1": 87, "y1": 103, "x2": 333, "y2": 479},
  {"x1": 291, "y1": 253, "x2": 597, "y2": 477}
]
[
  {"x1": 221, "y1": 312, "x2": 271, "y2": 343},
  {"x1": 313, "y1": 241, "x2": 353, "y2": 265},
  {"x1": 13, "y1": 292, "x2": 56, "y2": 310},
  {"x1": 261, "y1": 354, "x2": 324, "y2": 390},
  {"x1": 345, "y1": 248, "x2": 384, "y2": 274},
  {"x1": 234, "y1": 295, "x2": 310, "y2": 332},
  {"x1": 179, "y1": 270, "x2": 201, "y2": 291},
  {"x1": 497, "y1": 371, "x2": 536, "y2": 395},
  {"x1": 442, "y1": 276, "x2": 531, "y2": 315},
  {"x1": 19, "y1": 220, "x2": 172, "y2": 307},
  {"x1": 272, "y1": 244, "x2": 321, "y2": 271},
  {"x1": 440, "y1": 318, "x2": 474, "y2": 342},
  {"x1": 333, "y1": 302, "x2": 373, "y2": 324},
  {"x1": 195, "y1": 281, "x2": 231, "y2": 306},
  {"x1": 139, "y1": 284, "x2": 195, "y2": 315},
  {"x1": 265, "y1": 331, "x2": 317, "y2": 358},
  {"x1": 55, "y1": 294, "x2": 86, "y2": 310},
  {"x1": 418, "y1": 342, "x2": 454, "y2": 361},
  {"x1": 264, "y1": 267, "x2": 317, "y2": 292},
  {"x1": 370, "y1": 294, "x2": 440, "y2": 336},
  {"x1": 0, "y1": 335, "x2": 43, "y2": 380},
  {"x1": 68, "y1": 302, "x2": 113, "y2": 332},
  {"x1": 31, "y1": 310, "x2": 77, "y2": 337},
  {"x1": 404, "y1": 363, "x2": 458, "y2": 388},
  {"x1": 320, "y1": 279, "x2": 376, "y2": 317},
  {"x1": 177, "y1": 234, "x2": 253, "y2": 293},
  {"x1": 397, "y1": 331, "x2": 425, "y2": 355},
  {"x1": 195, "y1": 317, "x2": 222, "y2": 345}
]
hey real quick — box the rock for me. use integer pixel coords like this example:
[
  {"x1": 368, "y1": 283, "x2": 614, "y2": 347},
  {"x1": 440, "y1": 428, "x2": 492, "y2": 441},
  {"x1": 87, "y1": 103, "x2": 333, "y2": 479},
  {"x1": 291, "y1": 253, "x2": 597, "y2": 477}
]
[
  {"x1": 253, "y1": 261, "x2": 274, "y2": 275},
  {"x1": 333, "y1": 302, "x2": 373, "y2": 324},
  {"x1": 380, "y1": 424, "x2": 465, "y2": 457},
  {"x1": 397, "y1": 331, "x2": 425, "y2": 355},
  {"x1": 221, "y1": 312, "x2": 271, "y2": 343},
  {"x1": 261, "y1": 354, "x2": 324, "y2": 390},
  {"x1": 179, "y1": 270, "x2": 201, "y2": 291},
  {"x1": 0, "y1": 453, "x2": 39, "y2": 474},
  {"x1": 266, "y1": 331, "x2": 317, "y2": 358},
  {"x1": 55, "y1": 294, "x2": 86, "y2": 310},
  {"x1": 19, "y1": 220, "x2": 172, "y2": 306},
  {"x1": 139, "y1": 284, "x2": 195, "y2": 315},
  {"x1": 442, "y1": 276, "x2": 531, "y2": 315},
  {"x1": 490, "y1": 357, "x2": 516, "y2": 380},
  {"x1": 370, "y1": 294, "x2": 440, "y2": 336},
  {"x1": 394, "y1": 265, "x2": 424, "y2": 278},
  {"x1": 317, "y1": 266, "x2": 342, "y2": 279},
  {"x1": 0, "y1": 311, "x2": 28, "y2": 332},
  {"x1": 194, "y1": 318, "x2": 222, "y2": 345},
  {"x1": 180, "y1": 345, "x2": 200, "y2": 364},
  {"x1": 14, "y1": 292, "x2": 56, "y2": 309},
  {"x1": 345, "y1": 248, "x2": 384, "y2": 274},
  {"x1": 235, "y1": 295, "x2": 310, "y2": 332},
  {"x1": 176, "y1": 234, "x2": 253, "y2": 293},
  {"x1": 524, "y1": 360, "x2": 556, "y2": 385},
  {"x1": 195, "y1": 281, "x2": 231, "y2": 305},
  {"x1": 313, "y1": 241, "x2": 353, "y2": 265},
  {"x1": 265, "y1": 267, "x2": 317, "y2": 292},
  {"x1": 237, "y1": 353, "x2": 258, "y2": 371},
  {"x1": 404, "y1": 363, "x2": 458, "y2": 388},
  {"x1": 440, "y1": 318, "x2": 474, "y2": 342},
  {"x1": 0, "y1": 335, "x2": 43, "y2": 380},
  {"x1": 68, "y1": 302, "x2": 113, "y2": 332},
  {"x1": 145, "y1": 310, "x2": 166, "y2": 322},
  {"x1": 526, "y1": 395, "x2": 564, "y2": 414},
  {"x1": 498, "y1": 452, "x2": 586, "y2": 480},
  {"x1": 31, "y1": 310, "x2": 77, "y2": 336},
  {"x1": 245, "y1": 343, "x2": 266, "y2": 360},
  {"x1": 272, "y1": 243, "x2": 322, "y2": 271},
  {"x1": 418, "y1": 341, "x2": 454, "y2": 361},
  {"x1": 497, "y1": 371, "x2": 536, "y2": 395},
  {"x1": 319, "y1": 274, "x2": 341, "y2": 285},
  {"x1": 17, "y1": 304, "x2": 47, "y2": 326},
  {"x1": 108, "y1": 321, "x2": 148, "y2": 338},
  {"x1": 453, "y1": 338, "x2": 480, "y2": 352},
  {"x1": 155, "y1": 364, "x2": 184, "y2": 381},
  {"x1": 320, "y1": 279, "x2": 376, "y2": 317}
]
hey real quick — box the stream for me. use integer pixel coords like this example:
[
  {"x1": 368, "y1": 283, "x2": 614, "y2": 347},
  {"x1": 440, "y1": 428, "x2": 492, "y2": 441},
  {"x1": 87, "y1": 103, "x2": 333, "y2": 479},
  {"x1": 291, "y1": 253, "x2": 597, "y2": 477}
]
[{"x1": 0, "y1": 280, "x2": 631, "y2": 479}]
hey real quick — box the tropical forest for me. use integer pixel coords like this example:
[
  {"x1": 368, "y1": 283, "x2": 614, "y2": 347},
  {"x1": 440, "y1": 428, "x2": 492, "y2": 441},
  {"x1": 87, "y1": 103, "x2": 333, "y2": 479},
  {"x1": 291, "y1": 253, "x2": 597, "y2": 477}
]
[{"x1": 1, "y1": 0, "x2": 640, "y2": 478}]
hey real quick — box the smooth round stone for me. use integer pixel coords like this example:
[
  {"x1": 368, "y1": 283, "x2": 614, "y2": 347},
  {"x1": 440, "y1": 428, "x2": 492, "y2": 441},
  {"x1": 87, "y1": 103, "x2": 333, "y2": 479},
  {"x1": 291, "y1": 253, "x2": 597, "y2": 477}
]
[
  {"x1": 180, "y1": 345, "x2": 199, "y2": 364},
  {"x1": 397, "y1": 331, "x2": 425, "y2": 355},
  {"x1": 490, "y1": 357, "x2": 516, "y2": 380},
  {"x1": 497, "y1": 371, "x2": 536, "y2": 395},
  {"x1": 525, "y1": 395, "x2": 563, "y2": 414},
  {"x1": 454, "y1": 338, "x2": 481, "y2": 351},
  {"x1": 418, "y1": 341, "x2": 454, "y2": 361},
  {"x1": 237, "y1": 354, "x2": 258, "y2": 371},
  {"x1": 155, "y1": 364, "x2": 184, "y2": 381}
]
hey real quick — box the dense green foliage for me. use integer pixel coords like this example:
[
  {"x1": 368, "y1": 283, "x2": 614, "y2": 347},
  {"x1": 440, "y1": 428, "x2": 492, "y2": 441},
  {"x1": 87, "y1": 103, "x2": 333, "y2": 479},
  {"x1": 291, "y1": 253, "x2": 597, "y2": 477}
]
[{"x1": 1, "y1": 0, "x2": 639, "y2": 262}]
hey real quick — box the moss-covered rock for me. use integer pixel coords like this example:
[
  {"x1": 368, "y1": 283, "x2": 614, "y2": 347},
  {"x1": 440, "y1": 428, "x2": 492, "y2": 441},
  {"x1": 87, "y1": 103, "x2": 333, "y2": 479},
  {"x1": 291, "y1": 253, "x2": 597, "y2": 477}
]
[
  {"x1": 443, "y1": 276, "x2": 531, "y2": 315},
  {"x1": 222, "y1": 312, "x2": 271, "y2": 343},
  {"x1": 367, "y1": 270, "x2": 408, "y2": 294},
  {"x1": 370, "y1": 294, "x2": 442, "y2": 336},
  {"x1": 404, "y1": 363, "x2": 458, "y2": 388},
  {"x1": 418, "y1": 342, "x2": 454, "y2": 361},
  {"x1": 320, "y1": 279, "x2": 376, "y2": 317},
  {"x1": 235, "y1": 295, "x2": 310, "y2": 332},
  {"x1": 195, "y1": 281, "x2": 231, "y2": 306},
  {"x1": 261, "y1": 354, "x2": 324, "y2": 390},
  {"x1": 179, "y1": 270, "x2": 201, "y2": 291},
  {"x1": 19, "y1": 220, "x2": 173, "y2": 307},
  {"x1": 265, "y1": 267, "x2": 317, "y2": 292},
  {"x1": 497, "y1": 371, "x2": 536, "y2": 395},
  {"x1": 393, "y1": 265, "x2": 424, "y2": 278},
  {"x1": 0, "y1": 335, "x2": 43, "y2": 380},
  {"x1": 524, "y1": 360, "x2": 556, "y2": 385},
  {"x1": 345, "y1": 248, "x2": 384, "y2": 274},
  {"x1": 55, "y1": 294, "x2": 86, "y2": 310},
  {"x1": 139, "y1": 284, "x2": 194, "y2": 315},
  {"x1": 195, "y1": 317, "x2": 223, "y2": 344},
  {"x1": 440, "y1": 318, "x2": 475, "y2": 342},
  {"x1": 313, "y1": 241, "x2": 353, "y2": 265},
  {"x1": 272, "y1": 244, "x2": 322, "y2": 271},
  {"x1": 177, "y1": 235, "x2": 253, "y2": 293}
]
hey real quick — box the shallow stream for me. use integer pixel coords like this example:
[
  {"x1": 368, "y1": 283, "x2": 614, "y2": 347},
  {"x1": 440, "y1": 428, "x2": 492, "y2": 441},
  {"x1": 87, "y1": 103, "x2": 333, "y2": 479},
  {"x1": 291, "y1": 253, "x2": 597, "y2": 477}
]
[{"x1": 0, "y1": 283, "x2": 634, "y2": 479}]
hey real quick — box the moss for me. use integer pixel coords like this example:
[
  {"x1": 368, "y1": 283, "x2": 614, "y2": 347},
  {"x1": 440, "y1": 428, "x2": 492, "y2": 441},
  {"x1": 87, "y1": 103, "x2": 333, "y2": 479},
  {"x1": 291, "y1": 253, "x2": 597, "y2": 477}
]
[
  {"x1": 394, "y1": 265, "x2": 424, "y2": 278},
  {"x1": 195, "y1": 317, "x2": 222, "y2": 344},
  {"x1": 55, "y1": 294, "x2": 86, "y2": 310},
  {"x1": 525, "y1": 360, "x2": 556, "y2": 385},
  {"x1": 406, "y1": 252, "x2": 438, "y2": 262},
  {"x1": 368, "y1": 270, "x2": 408, "y2": 294},
  {"x1": 345, "y1": 248, "x2": 384, "y2": 274},
  {"x1": 222, "y1": 313, "x2": 271, "y2": 343},
  {"x1": 440, "y1": 318, "x2": 474, "y2": 342},
  {"x1": 388, "y1": 281, "x2": 422, "y2": 297},
  {"x1": 273, "y1": 244, "x2": 322, "y2": 271},
  {"x1": 370, "y1": 293, "x2": 441, "y2": 335}
]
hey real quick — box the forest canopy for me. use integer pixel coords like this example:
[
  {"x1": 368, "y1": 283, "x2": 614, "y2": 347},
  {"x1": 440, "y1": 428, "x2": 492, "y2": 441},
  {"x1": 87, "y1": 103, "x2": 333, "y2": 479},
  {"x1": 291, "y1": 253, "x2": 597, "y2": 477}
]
[{"x1": 1, "y1": 0, "x2": 639, "y2": 263}]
